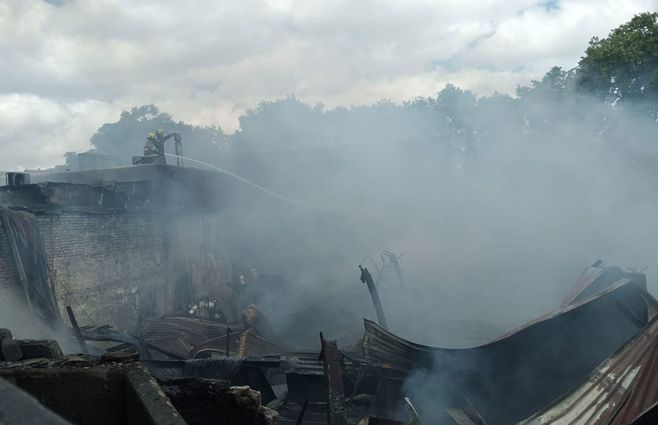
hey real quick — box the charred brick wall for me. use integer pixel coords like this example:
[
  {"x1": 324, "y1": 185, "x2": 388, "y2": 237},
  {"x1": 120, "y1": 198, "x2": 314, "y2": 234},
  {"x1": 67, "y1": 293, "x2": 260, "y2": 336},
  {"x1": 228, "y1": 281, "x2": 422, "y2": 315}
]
[
  {"x1": 33, "y1": 212, "x2": 237, "y2": 332},
  {"x1": 38, "y1": 213, "x2": 167, "y2": 331}
]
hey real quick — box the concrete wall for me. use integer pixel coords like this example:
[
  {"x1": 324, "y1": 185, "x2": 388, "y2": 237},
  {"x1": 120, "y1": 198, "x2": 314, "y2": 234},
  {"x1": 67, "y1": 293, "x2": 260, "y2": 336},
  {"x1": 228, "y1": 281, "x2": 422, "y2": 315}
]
[{"x1": 0, "y1": 364, "x2": 185, "y2": 425}]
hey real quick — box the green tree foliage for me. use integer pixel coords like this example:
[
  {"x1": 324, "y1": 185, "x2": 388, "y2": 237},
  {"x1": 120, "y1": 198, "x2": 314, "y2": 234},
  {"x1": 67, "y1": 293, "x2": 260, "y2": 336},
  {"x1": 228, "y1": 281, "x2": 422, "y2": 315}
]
[
  {"x1": 577, "y1": 12, "x2": 658, "y2": 103},
  {"x1": 231, "y1": 95, "x2": 450, "y2": 153},
  {"x1": 90, "y1": 105, "x2": 225, "y2": 164},
  {"x1": 513, "y1": 67, "x2": 587, "y2": 132},
  {"x1": 232, "y1": 96, "x2": 327, "y2": 152},
  {"x1": 436, "y1": 83, "x2": 476, "y2": 134},
  {"x1": 517, "y1": 66, "x2": 576, "y2": 102}
]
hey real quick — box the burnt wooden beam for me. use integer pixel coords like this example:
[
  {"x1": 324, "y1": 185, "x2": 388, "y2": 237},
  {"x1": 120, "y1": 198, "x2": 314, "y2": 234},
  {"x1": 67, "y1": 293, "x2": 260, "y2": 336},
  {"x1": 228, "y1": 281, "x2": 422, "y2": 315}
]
[
  {"x1": 65, "y1": 306, "x2": 89, "y2": 354},
  {"x1": 320, "y1": 332, "x2": 347, "y2": 425}
]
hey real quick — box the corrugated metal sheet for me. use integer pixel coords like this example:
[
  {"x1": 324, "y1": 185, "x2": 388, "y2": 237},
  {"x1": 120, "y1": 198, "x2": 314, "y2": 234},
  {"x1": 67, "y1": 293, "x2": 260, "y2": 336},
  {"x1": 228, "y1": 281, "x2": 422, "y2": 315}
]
[
  {"x1": 519, "y1": 317, "x2": 658, "y2": 424},
  {"x1": 141, "y1": 316, "x2": 245, "y2": 358},
  {"x1": 362, "y1": 277, "x2": 658, "y2": 424},
  {"x1": 560, "y1": 261, "x2": 647, "y2": 308},
  {"x1": 560, "y1": 262, "x2": 607, "y2": 308}
]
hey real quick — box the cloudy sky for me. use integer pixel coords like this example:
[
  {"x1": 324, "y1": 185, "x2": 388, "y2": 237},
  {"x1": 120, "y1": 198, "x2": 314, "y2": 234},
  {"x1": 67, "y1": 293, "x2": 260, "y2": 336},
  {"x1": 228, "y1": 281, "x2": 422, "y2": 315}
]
[{"x1": 1, "y1": 0, "x2": 656, "y2": 170}]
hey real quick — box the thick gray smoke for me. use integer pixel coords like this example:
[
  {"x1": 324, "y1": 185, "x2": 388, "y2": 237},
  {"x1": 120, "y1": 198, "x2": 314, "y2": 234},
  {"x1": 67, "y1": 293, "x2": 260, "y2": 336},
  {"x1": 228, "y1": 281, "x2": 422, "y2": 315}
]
[
  {"x1": 216, "y1": 91, "x2": 658, "y2": 350},
  {"x1": 210, "y1": 90, "x2": 658, "y2": 423},
  {"x1": 0, "y1": 285, "x2": 75, "y2": 352}
]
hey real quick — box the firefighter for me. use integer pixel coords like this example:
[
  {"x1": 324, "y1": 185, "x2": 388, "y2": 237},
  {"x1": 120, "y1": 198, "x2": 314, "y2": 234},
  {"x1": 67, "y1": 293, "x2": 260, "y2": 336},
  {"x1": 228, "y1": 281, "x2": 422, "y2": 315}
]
[{"x1": 143, "y1": 129, "x2": 174, "y2": 164}]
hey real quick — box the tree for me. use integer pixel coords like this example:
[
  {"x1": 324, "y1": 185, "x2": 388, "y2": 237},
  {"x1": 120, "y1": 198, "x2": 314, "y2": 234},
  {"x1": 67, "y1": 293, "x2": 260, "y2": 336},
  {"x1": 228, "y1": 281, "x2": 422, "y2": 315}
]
[
  {"x1": 232, "y1": 96, "x2": 327, "y2": 152},
  {"x1": 436, "y1": 84, "x2": 476, "y2": 135},
  {"x1": 513, "y1": 67, "x2": 589, "y2": 132},
  {"x1": 577, "y1": 12, "x2": 658, "y2": 103},
  {"x1": 516, "y1": 66, "x2": 576, "y2": 102}
]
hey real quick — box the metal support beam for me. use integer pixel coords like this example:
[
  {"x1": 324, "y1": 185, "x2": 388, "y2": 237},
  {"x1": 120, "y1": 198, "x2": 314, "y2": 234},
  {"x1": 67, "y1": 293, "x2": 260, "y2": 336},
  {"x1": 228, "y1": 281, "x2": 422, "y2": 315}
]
[{"x1": 359, "y1": 265, "x2": 388, "y2": 329}]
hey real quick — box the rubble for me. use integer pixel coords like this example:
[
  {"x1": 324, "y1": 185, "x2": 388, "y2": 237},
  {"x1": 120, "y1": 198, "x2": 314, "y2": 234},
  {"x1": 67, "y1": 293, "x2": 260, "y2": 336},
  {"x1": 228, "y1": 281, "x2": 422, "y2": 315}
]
[
  {"x1": 6, "y1": 253, "x2": 658, "y2": 424},
  {"x1": 160, "y1": 378, "x2": 277, "y2": 425},
  {"x1": 1, "y1": 330, "x2": 23, "y2": 362},
  {"x1": 16, "y1": 339, "x2": 63, "y2": 360}
]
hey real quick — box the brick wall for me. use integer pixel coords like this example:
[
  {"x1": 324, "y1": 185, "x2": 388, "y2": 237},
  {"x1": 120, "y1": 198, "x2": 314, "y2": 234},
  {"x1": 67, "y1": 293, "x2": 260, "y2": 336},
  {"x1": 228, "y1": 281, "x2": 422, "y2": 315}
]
[
  {"x1": 32, "y1": 211, "x2": 237, "y2": 332},
  {"x1": 38, "y1": 213, "x2": 167, "y2": 331}
]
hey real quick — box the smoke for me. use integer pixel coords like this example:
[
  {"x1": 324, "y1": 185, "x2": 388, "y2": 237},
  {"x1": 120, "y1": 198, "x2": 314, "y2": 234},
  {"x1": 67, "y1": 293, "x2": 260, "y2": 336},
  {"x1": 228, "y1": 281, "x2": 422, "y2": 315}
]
[
  {"x1": 215, "y1": 91, "x2": 658, "y2": 421},
  {"x1": 214, "y1": 90, "x2": 658, "y2": 352},
  {"x1": 0, "y1": 284, "x2": 75, "y2": 353}
]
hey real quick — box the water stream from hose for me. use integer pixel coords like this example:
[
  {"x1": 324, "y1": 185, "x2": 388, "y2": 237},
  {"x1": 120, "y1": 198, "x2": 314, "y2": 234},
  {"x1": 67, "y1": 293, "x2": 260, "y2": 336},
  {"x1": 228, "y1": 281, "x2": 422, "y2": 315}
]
[{"x1": 163, "y1": 153, "x2": 305, "y2": 207}]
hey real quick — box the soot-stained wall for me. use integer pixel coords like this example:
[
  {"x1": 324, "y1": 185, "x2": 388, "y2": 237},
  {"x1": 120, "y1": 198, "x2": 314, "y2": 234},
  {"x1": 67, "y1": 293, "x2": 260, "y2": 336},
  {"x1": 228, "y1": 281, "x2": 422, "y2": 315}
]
[
  {"x1": 39, "y1": 213, "x2": 168, "y2": 331},
  {"x1": 0, "y1": 174, "x2": 242, "y2": 331},
  {"x1": 37, "y1": 211, "x2": 239, "y2": 332}
]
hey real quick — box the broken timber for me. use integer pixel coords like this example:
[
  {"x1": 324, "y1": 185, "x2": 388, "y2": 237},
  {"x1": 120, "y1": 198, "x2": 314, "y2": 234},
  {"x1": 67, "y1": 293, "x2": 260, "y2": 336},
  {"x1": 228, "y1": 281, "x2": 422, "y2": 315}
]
[
  {"x1": 65, "y1": 306, "x2": 89, "y2": 355},
  {"x1": 320, "y1": 332, "x2": 347, "y2": 425}
]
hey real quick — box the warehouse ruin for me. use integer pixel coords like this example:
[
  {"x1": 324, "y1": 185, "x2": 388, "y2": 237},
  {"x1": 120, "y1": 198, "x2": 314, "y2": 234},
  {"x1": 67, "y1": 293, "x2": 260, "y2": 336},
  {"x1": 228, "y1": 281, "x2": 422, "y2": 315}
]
[{"x1": 1, "y1": 163, "x2": 658, "y2": 424}]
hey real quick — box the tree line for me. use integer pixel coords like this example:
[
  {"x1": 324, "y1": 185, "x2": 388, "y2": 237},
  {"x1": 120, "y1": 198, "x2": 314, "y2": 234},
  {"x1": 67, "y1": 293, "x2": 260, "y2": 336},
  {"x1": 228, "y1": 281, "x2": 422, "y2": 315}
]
[{"x1": 88, "y1": 13, "x2": 658, "y2": 169}]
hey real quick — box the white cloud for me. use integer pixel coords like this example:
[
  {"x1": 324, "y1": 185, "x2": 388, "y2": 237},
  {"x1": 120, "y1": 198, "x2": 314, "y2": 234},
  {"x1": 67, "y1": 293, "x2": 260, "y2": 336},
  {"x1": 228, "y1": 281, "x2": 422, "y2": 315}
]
[
  {"x1": 0, "y1": 94, "x2": 116, "y2": 171},
  {"x1": 0, "y1": 0, "x2": 656, "y2": 169}
]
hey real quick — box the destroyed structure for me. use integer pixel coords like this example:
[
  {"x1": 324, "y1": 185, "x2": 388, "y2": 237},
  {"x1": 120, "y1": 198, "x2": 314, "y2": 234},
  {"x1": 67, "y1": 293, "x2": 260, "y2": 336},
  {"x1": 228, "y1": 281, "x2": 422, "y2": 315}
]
[{"x1": 2, "y1": 163, "x2": 658, "y2": 424}]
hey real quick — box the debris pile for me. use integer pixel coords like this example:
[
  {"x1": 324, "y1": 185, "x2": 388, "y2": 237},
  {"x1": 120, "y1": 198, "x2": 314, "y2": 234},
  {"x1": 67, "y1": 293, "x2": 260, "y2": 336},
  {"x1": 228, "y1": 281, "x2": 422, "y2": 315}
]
[{"x1": 20, "y1": 260, "x2": 651, "y2": 425}]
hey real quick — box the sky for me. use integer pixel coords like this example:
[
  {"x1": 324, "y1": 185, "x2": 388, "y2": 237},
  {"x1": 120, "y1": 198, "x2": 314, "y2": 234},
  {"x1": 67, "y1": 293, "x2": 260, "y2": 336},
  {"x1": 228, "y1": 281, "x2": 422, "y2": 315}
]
[{"x1": 1, "y1": 0, "x2": 657, "y2": 171}]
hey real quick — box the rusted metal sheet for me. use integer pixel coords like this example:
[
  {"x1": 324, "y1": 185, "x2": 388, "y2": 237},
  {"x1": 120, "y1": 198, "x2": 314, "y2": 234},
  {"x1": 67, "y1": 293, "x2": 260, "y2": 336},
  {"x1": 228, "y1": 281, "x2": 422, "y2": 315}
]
[
  {"x1": 187, "y1": 329, "x2": 242, "y2": 358},
  {"x1": 362, "y1": 278, "x2": 658, "y2": 424},
  {"x1": 518, "y1": 317, "x2": 658, "y2": 425},
  {"x1": 238, "y1": 328, "x2": 291, "y2": 356},
  {"x1": 188, "y1": 328, "x2": 290, "y2": 358},
  {"x1": 631, "y1": 400, "x2": 658, "y2": 424},
  {"x1": 140, "y1": 316, "x2": 245, "y2": 358}
]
